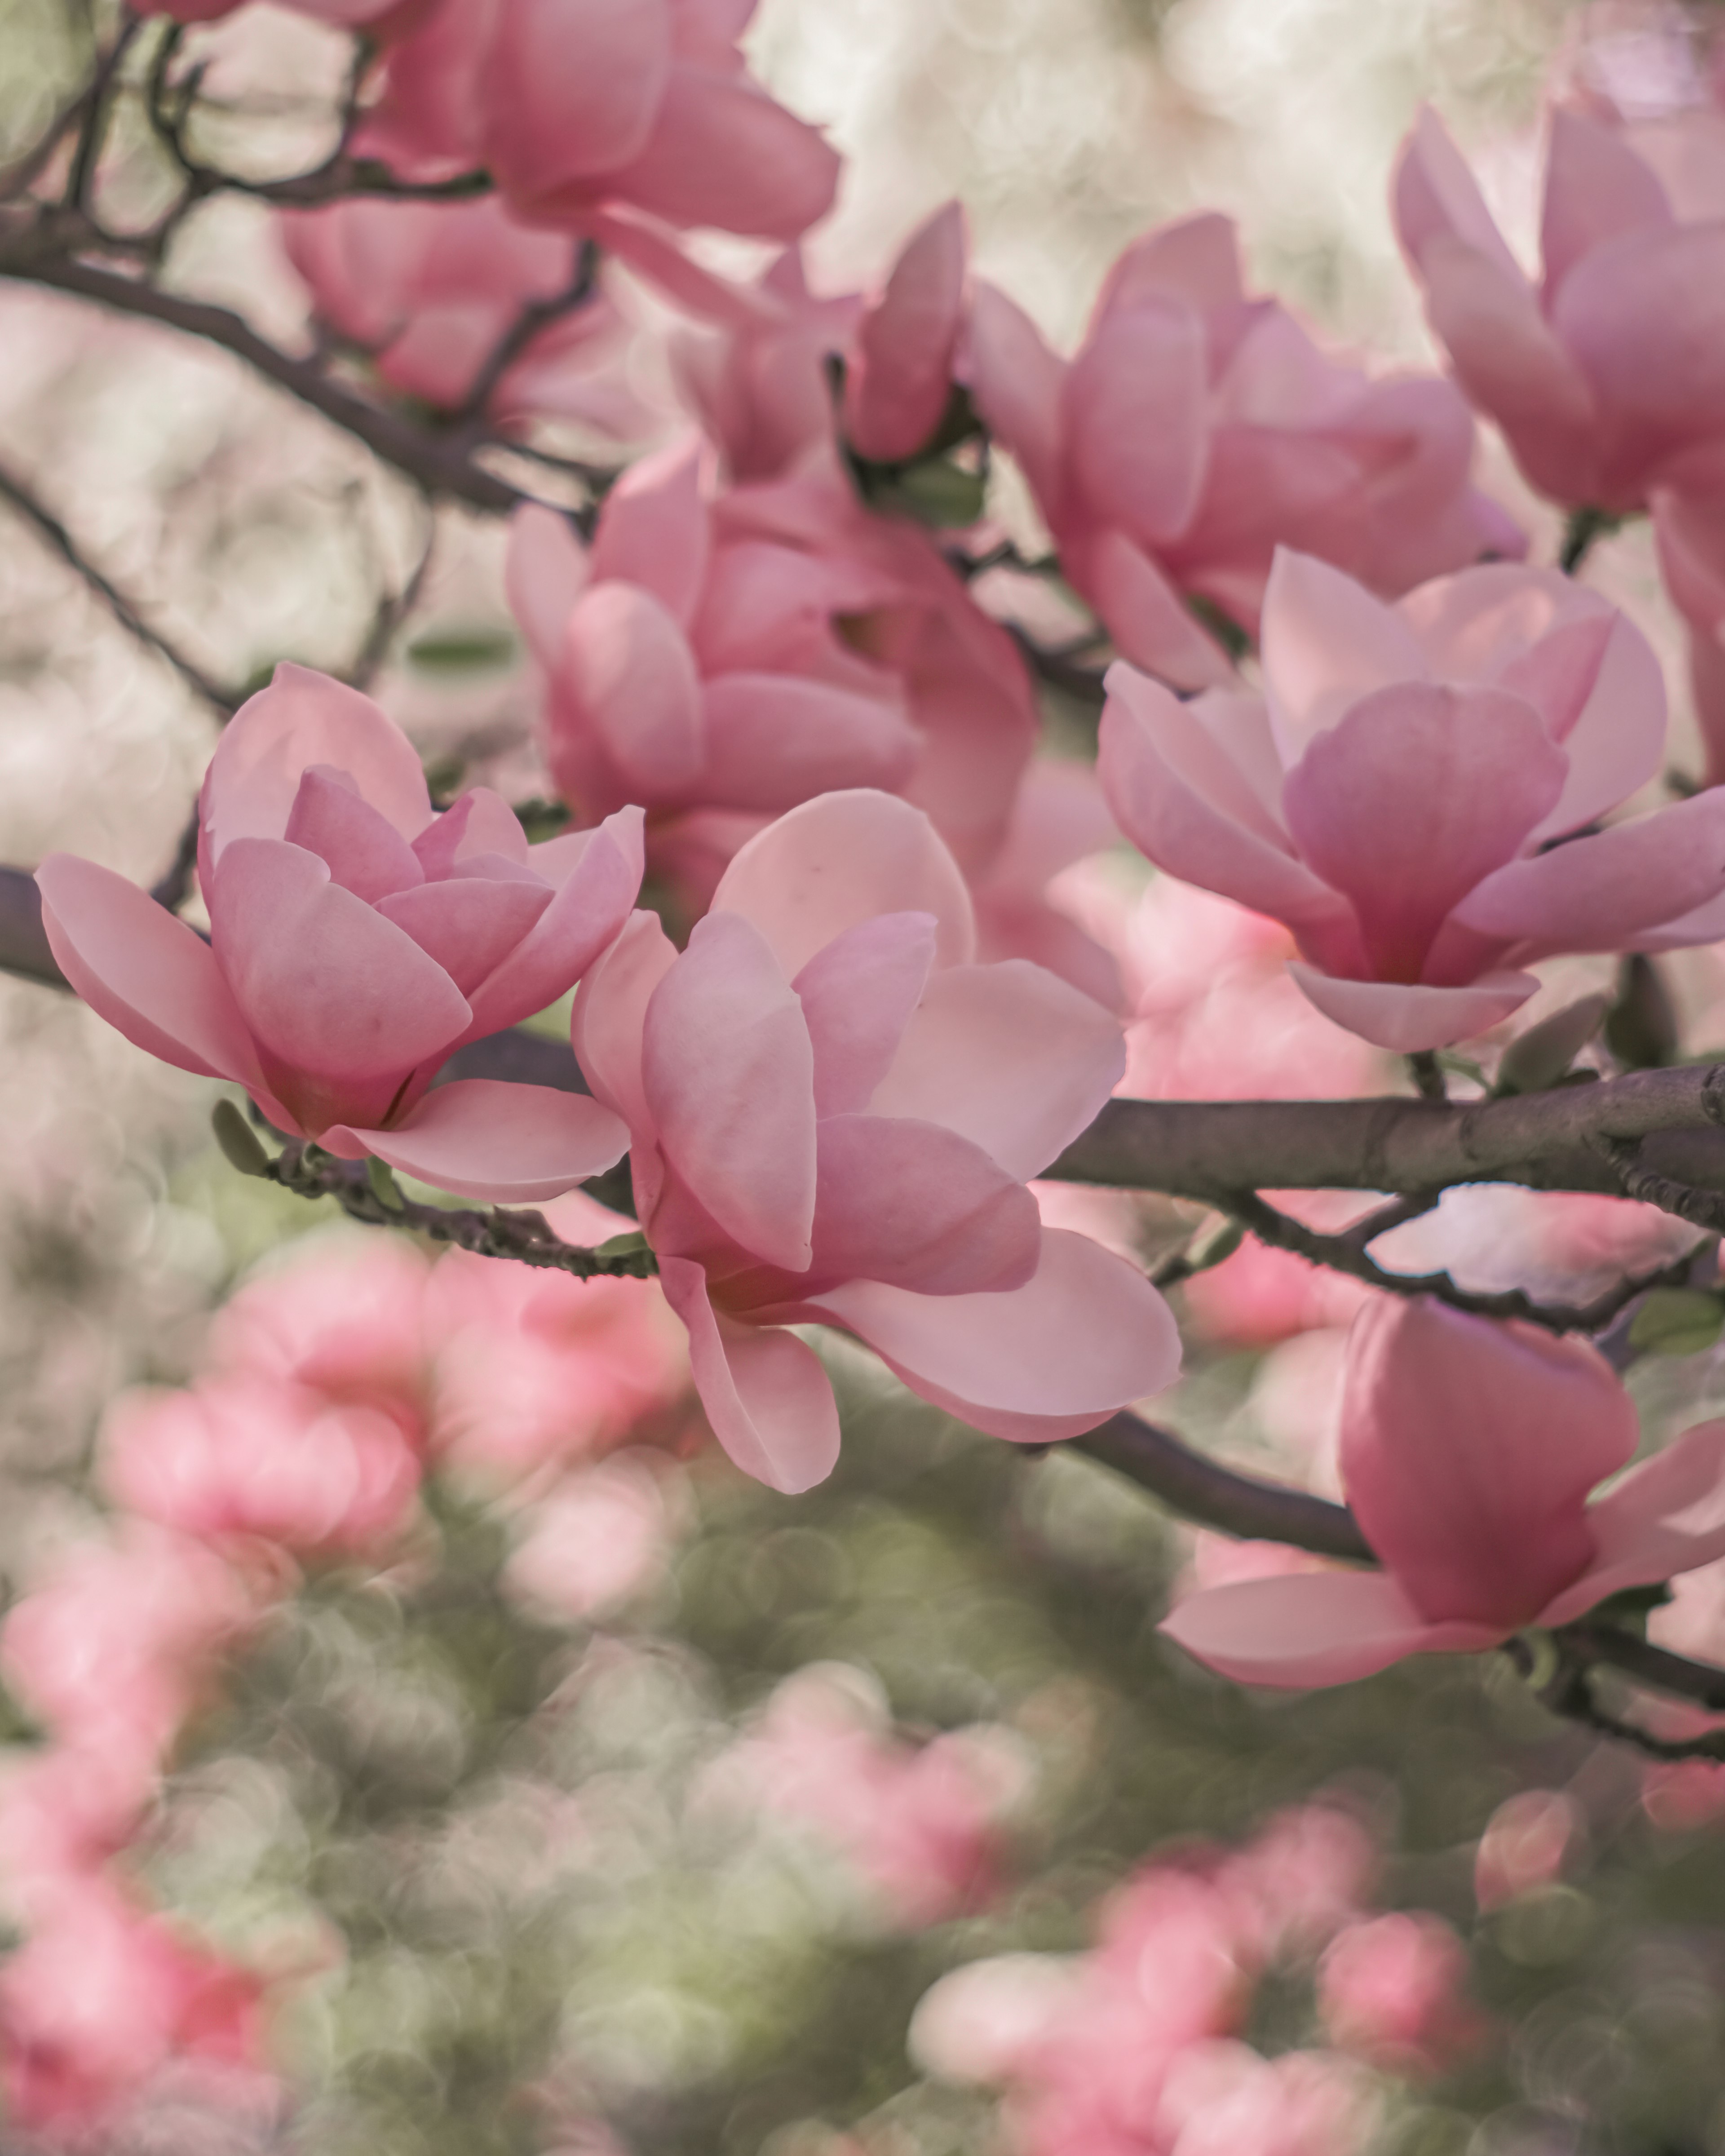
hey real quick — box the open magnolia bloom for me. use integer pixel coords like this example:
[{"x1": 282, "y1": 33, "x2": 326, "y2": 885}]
[
  {"x1": 571, "y1": 789, "x2": 1180, "y2": 1493},
  {"x1": 1162, "y1": 1297, "x2": 1725, "y2": 1690},
  {"x1": 1100, "y1": 548, "x2": 1725, "y2": 1051},
  {"x1": 36, "y1": 666, "x2": 640, "y2": 1204}
]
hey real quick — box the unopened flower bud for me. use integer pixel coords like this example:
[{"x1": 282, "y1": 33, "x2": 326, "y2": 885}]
[
  {"x1": 1495, "y1": 994, "x2": 1609, "y2": 1095},
  {"x1": 211, "y1": 1099, "x2": 270, "y2": 1180},
  {"x1": 1605, "y1": 955, "x2": 1680, "y2": 1071}
]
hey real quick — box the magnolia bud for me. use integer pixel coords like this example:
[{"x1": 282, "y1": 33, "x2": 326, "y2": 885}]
[
  {"x1": 210, "y1": 1098, "x2": 270, "y2": 1179},
  {"x1": 1495, "y1": 994, "x2": 1608, "y2": 1094},
  {"x1": 1605, "y1": 955, "x2": 1680, "y2": 1070}
]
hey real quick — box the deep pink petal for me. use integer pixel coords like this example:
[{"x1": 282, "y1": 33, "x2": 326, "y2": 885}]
[
  {"x1": 464, "y1": 804, "x2": 646, "y2": 1039},
  {"x1": 641, "y1": 909, "x2": 817, "y2": 1271},
  {"x1": 35, "y1": 855, "x2": 261, "y2": 1088},
  {"x1": 810, "y1": 1113, "x2": 1041, "y2": 1294},
  {"x1": 413, "y1": 787, "x2": 532, "y2": 878},
  {"x1": 845, "y1": 201, "x2": 968, "y2": 465},
  {"x1": 1341, "y1": 1297, "x2": 1638, "y2": 1629},
  {"x1": 1281, "y1": 682, "x2": 1566, "y2": 982},
  {"x1": 1093, "y1": 211, "x2": 1246, "y2": 319},
  {"x1": 481, "y1": 0, "x2": 671, "y2": 199},
  {"x1": 661, "y1": 1256, "x2": 840, "y2": 1492},
  {"x1": 793, "y1": 910, "x2": 936, "y2": 1116},
  {"x1": 598, "y1": 63, "x2": 840, "y2": 240},
  {"x1": 711, "y1": 788, "x2": 975, "y2": 980},
  {"x1": 571, "y1": 906, "x2": 679, "y2": 1133},
  {"x1": 1540, "y1": 108, "x2": 1674, "y2": 301},
  {"x1": 1286, "y1": 965, "x2": 1537, "y2": 1052},
  {"x1": 1544, "y1": 1420, "x2": 1725, "y2": 1623},
  {"x1": 1161, "y1": 1570, "x2": 1503, "y2": 1691},
  {"x1": 200, "y1": 664, "x2": 433, "y2": 866},
  {"x1": 867, "y1": 961, "x2": 1124, "y2": 1180},
  {"x1": 1065, "y1": 295, "x2": 1209, "y2": 546},
  {"x1": 589, "y1": 434, "x2": 710, "y2": 627},
  {"x1": 1075, "y1": 528, "x2": 1235, "y2": 691},
  {"x1": 375, "y1": 877, "x2": 552, "y2": 996},
  {"x1": 1453, "y1": 790, "x2": 1725, "y2": 957},
  {"x1": 558, "y1": 580, "x2": 706, "y2": 795},
  {"x1": 961, "y1": 281, "x2": 1068, "y2": 513},
  {"x1": 1259, "y1": 551, "x2": 1429, "y2": 761},
  {"x1": 332, "y1": 1078, "x2": 628, "y2": 1204},
  {"x1": 283, "y1": 768, "x2": 428, "y2": 903},
  {"x1": 699, "y1": 673, "x2": 921, "y2": 810},
  {"x1": 507, "y1": 504, "x2": 590, "y2": 671},
  {"x1": 810, "y1": 1226, "x2": 1180, "y2": 1435},
  {"x1": 209, "y1": 839, "x2": 470, "y2": 1084}
]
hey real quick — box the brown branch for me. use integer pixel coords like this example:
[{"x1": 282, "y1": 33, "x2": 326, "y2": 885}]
[
  {"x1": 0, "y1": 460, "x2": 239, "y2": 713},
  {"x1": 448, "y1": 239, "x2": 599, "y2": 429},
  {"x1": 1005, "y1": 621, "x2": 1106, "y2": 708}
]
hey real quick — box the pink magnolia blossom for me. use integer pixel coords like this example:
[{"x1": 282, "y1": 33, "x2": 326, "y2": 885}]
[
  {"x1": 37, "y1": 664, "x2": 640, "y2": 1202},
  {"x1": 508, "y1": 438, "x2": 1039, "y2": 878},
  {"x1": 1317, "y1": 1913, "x2": 1481, "y2": 2076},
  {"x1": 279, "y1": 197, "x2": 643, "y2": 430},
  {"x1": 1099, "y1": 549, "x2": 1725, "y2": 1051},
  {"x1": 502, "y1": 1456, "x2": 681, "y2": 1620},
  {"x1": 571, "y1": 788, "x2": 1180, "y2": 1492},
  {"x1": 354, "y1": 0, "x2": 840, "y2": 245},
  {"x1": 1162, "y1": 1296, "x2": 1725, "y2": 1689},
  {"x1": 1473, "y1": 1789, "x2": 1578, "y2": 1912},
  {"x1": 965, "y1": 213, "x2": 1517, "y2": 691},
  {"x1": 102, "y1": 1376, "x2": 422, "y2": 1559},
  {"x1": 1394, "y1": 101, "x2": 1725, "y2": 513}
]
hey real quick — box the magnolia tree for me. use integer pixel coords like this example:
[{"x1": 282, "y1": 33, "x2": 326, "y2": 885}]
[{"x1": 17, "y1": 1, "x2": 1725, "y2": 2151}]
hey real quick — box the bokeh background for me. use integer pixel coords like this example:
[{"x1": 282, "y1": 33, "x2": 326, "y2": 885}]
[{"x1": 9, "y1": 2, "x2": 1725, "y2": 2152}]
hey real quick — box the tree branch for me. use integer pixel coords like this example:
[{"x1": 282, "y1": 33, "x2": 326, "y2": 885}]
[{"x1": 0, "y1": 460, "x2": 239, "y2": 714}]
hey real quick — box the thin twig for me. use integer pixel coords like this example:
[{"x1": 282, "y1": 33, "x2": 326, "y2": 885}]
[
  {"x1": 1337, "y1": 1190, "x2": 1443, "y2": 1253},
  {"x1": 1005, "y1": 621, "x2": 1107, "y2": 708},
  {"x1": 63, "y1": 13, "x2": 142, "y2": 215},
  {"x1": 344, "y1": 498, "x2": 436, "y2": 691},
  {"x1": 448, "y1": 238, "x2": 599, "y2": 429},
  {"x1": 1220, "y1": 1187, "x2": 1709, "y2": 1336},
  {"x1": 1591, "y1": 1132, "x2": 1725, "y2": 1235},
  {"x1": 0, "y1": 460, "x2": 239, "y2": 713},
  {"x1": 1407, "y1": 1050, "x2": 1446, "y2": 1102}
]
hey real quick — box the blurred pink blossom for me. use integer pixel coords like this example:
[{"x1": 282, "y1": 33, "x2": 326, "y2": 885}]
[
  {"x1": 1474, "y1": 1790, "x2": 1579, "y2": 1911},
  {"x1": 502, "y1": 1456, "x2": 681, "y2": 1620},
  {"x1": 1317, "y1": 1912, "x2": 1482, "y2": 2075}
]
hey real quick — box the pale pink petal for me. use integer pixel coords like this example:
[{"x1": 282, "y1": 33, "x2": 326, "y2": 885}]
[
  {"x1": 464, "y1": 805, "x2": 646, "y2": 1038},
  {"x1": 641, "y1": 909, "x2": 817, "y2": 1271},
  {"x1": 1540, "y1": 108, "x2": 1674, "y2": 301},
  {"x1": 712, "y1": 788, "x2": 975, "y2": 979},
  {"x1": 1161, "y1": 1570, "x2": 1503, "y2": 1690},
  {"x1": 960, "y1": 281, "x2": 1068, "y2": 512},
  {"x1": 589, "y1": 434, "x2": 710, "y2": 627},
  {"x1": 868, "y1": 961, "x2": 1122, "y2": 1179},
  {"x1": 810, "y1": 1226, "x2": 1180, "y2": 1435},
  {"x1": 571, "y1": 907, "x2": 679, "y2": 1131},
  {"x1": 699, "y1": 673, "x2": 921, "y2": 810},
  {"x1": 481, "y1": 0, "x2": 671, "y2": 197},
  {"x1": 1286, "y1": 964, "x2": 1537, "y2": 1052},
  {"x1": 376, "y1": 877, "x2": 552, "y2": 996},
  {"x1": 1342, "y1": 1297, "x2": 1638, "y2": 1629},
  {"x1": 200, "y1": 664, "x2": 433, "y2": 865},
  {"x1": 283, "y1": 769, "x2": 428, "y2": 903},
  {"x1": 584, "y1": 202, "x2": 787, "y2": 324},
  {"x1": 1280, "y1": 683, "x2": 1566, "y2": 981},
  {"x1": 1077, "y1": 528, "x2": 1235, "y2": 691},
  {"x1": 1259, "y1": 551, "x2": 1429, "y2": 761},
  {"x1": 1519, "y1": 614, "x2": 1666, "y2": 844},
  {"x1": 810, "y1": 1113, "x2": 1041, "y2": 1294},
  {"x1": 332, "y1": 1078, "x2": 628, "y2": 1204},
  {"x1": 1543, "y1": 1419, "x2": 1725, "y2": 1624},
  {"x1": 1394, "y1": 105, "x2": 1529, "y2": 284},
  {"x1": 35, "y1": 855, "x2": 261, "y2": 1088},
  {"x1": 600, "y1": 63, "x2": 840, "y2": 241},
  {"x1": 1065, "y1": 295, "x2": 1210, "y2": 546},
  {"x1": 507, "y1": 505, "x2": 590, "y2": 671},
  {"x1": 1095, "y1": 211, "x2": 1246, "y2": 317},
  {"x1": 414, "y1": 786, "x2": 533, "y2": 877},
  {"x1": 793, "y1": 910, "x2": 937, "y2": 1116},
  {"x1": 661, "y1": 1255, "x2": 840, "y2": 1492},
  {"x1": 1452, "y1": 791, "x2": 1725, "y2": 956},
  {"x1": 1099, "y1": 668, "x2": 1365, "y2": 951},
  {"x1": 845, "y1": 201, "x2": 968, "y2": 464},
  {"x1": 209, "y1": 839, "x2": 470, "y2": 1081},
  {"x1": 560, "y1": 580, "x2": 706, "y2": 793}
]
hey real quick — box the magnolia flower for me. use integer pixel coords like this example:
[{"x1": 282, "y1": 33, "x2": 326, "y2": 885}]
[
  {"x1": 355, "y1": 0, "x2": 840, "y2": 245},
  {"x1": 1395, "y1": 102, "x2": 1725, "y2": 513},
  {"x1": 36, "y1": 665, "x2": 640, "y2": 1202},
  {"x1": 278, "y1": 197, "x2": 642, "y2": 431},
  {"x1": 571, "y1": 789, "x2": 1180, "y2": 1492},
  {"x1": 964, "y1": 212, "x2": 1517, "y2": 691},
  {"x1": 1099, "y1": 549, "x2": 1725, "y2": 1050},
  {"x1": 1161, "y1": 1297, "x2": 1725, "y2": 1688},
  {"x1": 508, "y1": 437, "x2": 1038, "y2": 877}
]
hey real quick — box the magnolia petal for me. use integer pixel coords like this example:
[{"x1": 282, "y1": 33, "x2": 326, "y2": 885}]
[
  {"x1": 867, "y1": 961, "x2": 1124, "y2": 1180},
  {"x1": 661, "y1": 1256, "x2": 840, "y2": 1492},
  {"x1": 589, "y1": 434, "x2": 710, "y2": 627},
  {"x1": 331, "y1": 1079, "x2": 628, "y2": 1204},
  {"x1": 482, "y1": 0, "x2": 671, "y2": 195},
  {"x1": 376, "y1": 876, "x2": 553, "y2": 997},
  {"x1": 699, "y1": 672, "x2": 921, "y2": 810},
  {"x1": 641, "y1": 909, "x2": 817, "y2": 1271},
  {"x1": 1259, "y1": 549, "x2": 1430, "y2": 760},
  {"x1": 1544, "y1": 1419, "x2": 1725, "y2": 1624},
  {"x1": 35, "y1": 854, "x2": 262, "y2": 1088},
  {"x1": 811, "y1": 1226, "x2": 1180, "y2": 1431},
  {"x1": 506, "y1": 504, "x2": 590, "y2": 671},
  {"x1": 810, "y1": 1113, "x2": 1042, "y2": 1295},
  {"x1": 1160, "y1": 1570, "x2": 1504, "y2": 1690},
  {"x1": 1078, "y1": 528, "x2": 1235, "y2": 691},
  {"x1": 1540, "y1": 108, "x2": 1674, "y2": 301},
  {"x1": 712, "y1": 788, "x2": 975, "y2": 979},
  {"x1": 283, "y1": 769, "x2": 428, "y2": 903},
  {"x1": 845, "y1": 200, "x2": 968, "y2": 464},
  {"x1": 1066, "y1": 292, "x2": 1210, "y2": 547},
  {"x1": 561, "y1": 580, "x2": 706, "y2": 796},
  {"x1": 794, "y1": 910, "x2": 937, "y2": 1116},
  {"x1": 1286, "y1": 963, "x2": 1537, "y2": 1052},
  {"x1": 960, "y1": 281, "x2": 1068, "y2": 513},
  {"x1": 571, "y1": 907, "x2": 679, "y2": 1133}
]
